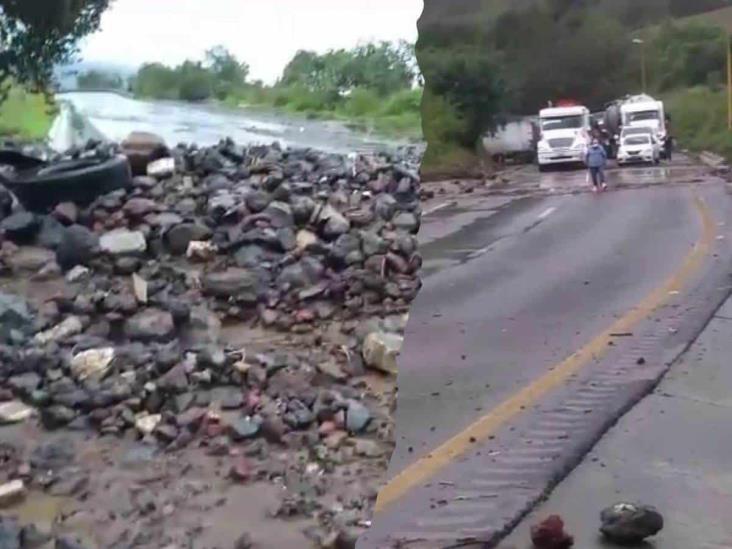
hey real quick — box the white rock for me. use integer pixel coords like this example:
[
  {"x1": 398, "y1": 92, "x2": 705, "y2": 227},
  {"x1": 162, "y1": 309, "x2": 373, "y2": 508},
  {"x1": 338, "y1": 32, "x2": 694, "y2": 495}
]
[
  {"x1": 147, "y1": 157, "x2": 176, "y2": 178},
  {"x1": 65, "y1": 265, "x2": 91, "y2": 284},
  {"x1": 100, "y1": 229, "x2": 147, "y2": 255},
  {"x1": 362, "y1": 332, "x2": 403, "y2": 375},
  {"x1": 135, "y1": 413, "x2": 162, "y2": 435},
  {"x1": 186, "y1": 240, "x2": 217, "y2": 262},
  {"x1": 0, "y1": 480, "x2": 25, "y2": 508},
  {"x1": 132, "y1": 273, "x2": 148, "y2": 304},
  {"x1": 71, "y1": 347, "x2": 115, "y2": 381},
  {"x1": 296, "y1": 230, "x2": 318, "y2": 251},
  {"x1": 0, "y1": 401, "x2": 34, "y2": 424},
  {"x1": 33, "y1": 316, "x2": 83, "y2": 345}
]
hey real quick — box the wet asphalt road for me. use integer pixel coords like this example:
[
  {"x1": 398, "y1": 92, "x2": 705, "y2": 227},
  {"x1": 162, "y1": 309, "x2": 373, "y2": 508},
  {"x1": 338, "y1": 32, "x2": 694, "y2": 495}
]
[
  {"x1": 360, "y1": 156, "x2": 730, "y2": 548},
  {"x1": 390, "y1": 159, "x2": 708, "y2": 477}
]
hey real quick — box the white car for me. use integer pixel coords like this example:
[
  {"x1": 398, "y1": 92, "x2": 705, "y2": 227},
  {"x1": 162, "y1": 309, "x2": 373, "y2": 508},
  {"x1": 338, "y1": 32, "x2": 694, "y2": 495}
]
[{"x1": 617, "y1": 130, "x2": 661, "y2": 166}]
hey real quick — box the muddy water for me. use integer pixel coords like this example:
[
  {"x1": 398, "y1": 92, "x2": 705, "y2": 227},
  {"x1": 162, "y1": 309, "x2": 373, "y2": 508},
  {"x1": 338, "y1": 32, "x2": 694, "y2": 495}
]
[{"x1": 57, "y1": 91, "x2": 409, "y2": 155}]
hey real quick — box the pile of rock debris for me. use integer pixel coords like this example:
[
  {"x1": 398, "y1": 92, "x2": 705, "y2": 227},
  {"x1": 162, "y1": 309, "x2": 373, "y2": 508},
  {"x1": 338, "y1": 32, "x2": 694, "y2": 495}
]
[{"x1": 0, "y1": 135, "x2": 422, "y2": 548}]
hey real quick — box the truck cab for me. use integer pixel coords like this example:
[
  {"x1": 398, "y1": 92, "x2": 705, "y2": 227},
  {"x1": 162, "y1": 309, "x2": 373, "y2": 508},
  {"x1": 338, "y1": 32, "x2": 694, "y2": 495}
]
[
  {"x1": 619, "y1": 100, "x2": 667, "y2": 157},
  {"x1": 536, "y1": 105, "x2": 591, "y2": 171}
]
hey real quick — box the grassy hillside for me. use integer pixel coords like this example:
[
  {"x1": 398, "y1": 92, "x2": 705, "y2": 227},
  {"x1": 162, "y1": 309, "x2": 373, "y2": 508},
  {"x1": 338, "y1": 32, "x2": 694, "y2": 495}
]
[{"x1": 663, "y1": 86, "x2": 732, "y2": 158}]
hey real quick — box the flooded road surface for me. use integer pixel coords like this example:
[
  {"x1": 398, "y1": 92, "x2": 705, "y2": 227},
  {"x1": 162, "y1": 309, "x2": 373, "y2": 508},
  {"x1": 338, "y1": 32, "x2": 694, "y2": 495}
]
[
  {"x1": 360, "y1": 156, "x2": 732, "y2": 547},
  {"x1": 57, "y1": 91, "x2": 408, "y2": 154}
]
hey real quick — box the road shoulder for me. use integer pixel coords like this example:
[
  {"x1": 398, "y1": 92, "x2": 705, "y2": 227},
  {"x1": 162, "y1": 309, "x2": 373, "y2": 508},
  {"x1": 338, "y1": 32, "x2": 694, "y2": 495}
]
[{"x1": 500, "y1": 296, "x2": 732, "y2": 548}]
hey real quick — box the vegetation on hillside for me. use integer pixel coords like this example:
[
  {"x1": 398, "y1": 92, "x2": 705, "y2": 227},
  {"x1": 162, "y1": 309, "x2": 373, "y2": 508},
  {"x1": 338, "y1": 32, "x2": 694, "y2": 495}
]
[
  {"x1": 76, "y1": 69, "x2": 126, "y2": 91},
  {"x1": 122, "y1": 42, "x2": 422, "y2": 140},
  {"x1": 416, "y1": 0, "x2": 732, "y2": 176}
]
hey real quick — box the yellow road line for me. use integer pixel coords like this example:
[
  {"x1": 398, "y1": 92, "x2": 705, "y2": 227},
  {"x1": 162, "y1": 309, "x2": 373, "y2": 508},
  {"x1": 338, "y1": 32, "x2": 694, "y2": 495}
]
[{"x1": 374, "y1": 192, "x2": 716, "y2": 513}]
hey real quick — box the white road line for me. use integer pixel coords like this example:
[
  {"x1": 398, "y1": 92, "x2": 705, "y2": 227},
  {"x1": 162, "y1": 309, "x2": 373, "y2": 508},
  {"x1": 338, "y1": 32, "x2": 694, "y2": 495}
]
[
  {"x1": 424, "y1": 202, "x2": 454, "y2": 216},
  {"x1": 537, "y1": 206, "x2": 557, "y2": 221}
]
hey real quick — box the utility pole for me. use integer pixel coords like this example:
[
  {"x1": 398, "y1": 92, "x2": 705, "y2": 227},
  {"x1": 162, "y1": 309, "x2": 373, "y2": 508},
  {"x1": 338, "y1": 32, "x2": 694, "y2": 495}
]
[
  {"x1": 727, "y1": 32, "x2": 731, "y2": 130},
  {"x1": 633, "y1": 38, "x2": 646, "y2": 93}
]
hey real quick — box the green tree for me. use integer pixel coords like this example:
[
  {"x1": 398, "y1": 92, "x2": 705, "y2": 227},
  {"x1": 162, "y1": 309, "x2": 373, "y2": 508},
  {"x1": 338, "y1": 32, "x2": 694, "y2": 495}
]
[
  {"x1": 419, "y1": 45, "x2": 504, "y2": 148},
  {"x1": 205, "y1": 46, "x2": 249, "y2": 99},
  {"x1": 76, "y1": 69, "x2": 123, "y2": 90},
  {"x1": 0, "y1": 0, "x2": 111, "y2": 100},
  {"x1": 650, "y1": 22, "x2": 727, "y2": 91},
  {"x1": 176, "y1": 60, "x2": 213, "y2": 102},
  {"x1": 134, "y1": 63, "x2": 178, "y2": 99}
]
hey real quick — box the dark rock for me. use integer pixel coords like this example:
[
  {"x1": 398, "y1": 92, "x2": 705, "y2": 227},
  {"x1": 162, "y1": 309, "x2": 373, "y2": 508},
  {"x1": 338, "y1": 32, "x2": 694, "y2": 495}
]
[
  {"x1": 276, "y1": 258, "x2": 324, "y2": 291},
  {"x1": 157, "y1": 364, "x2": 189, "y2": 394},
  {"x1": 291, "y1": 196, "x2": 316, "y2": 224},
  {"x1": 203, "y1": 269, "x2": 262, "y2": 302},
  {"x1": 600, "y1": 503, "x2": 663, "y2": 544},
  {"x1": 53, "y1": 202, "x2": 78, "y2": 225},
  {"x1": 55, "y1": 534, "x2": 89, "y2": 549},
  {"x1": 199, "y1": 346, "x2": 226, "y2": 369},
  {"x1": 56, "y1": 225, "x2": 99, "y2": 271},
  {"x1": 263, "y1": 201, "x2": 294, "y2": 228},
  {"x1": 165, "y1": 223, "x2": 213, "y2": 255},
  {"x1": 234, "y1": 245, "x2": 279, "y2": 269},
  {"x1": 124, "y1": 309, "x2": 175, "y2": 342},
  {"x1": 37, "y1": 216, "x2": 66, "y2": 250},
  {"x1": 233, "y1": 533, "x2": 254, "y2": 549},
  {"x1": 30, "y1": 438, "x2": 75, "y2": 470},
  {"x1": 1, "y1": 213, "x2": 38, "y2": 244},
  {"x1": 20, "y1": 523, "x2": 51, "y2": 548},
  {"x1": 393, "y1": 211, "x2": 419, "y2": 233},
  {"x1": 123, "y1": 198, "x2": 158, "y2": 218},
  {"x1": 246, "y1": 190, "x2": 272, "y2": 213},
  {"x1": 41, "y1": 405, "x2": 75, "y2": 429},
  {"x1": 121, "y1": 131, "x2": 169, "y2": 176},
  {"x1": 374, "y1": 194, "x2": 397, "y2": 220},
  {"x1": 0, "y1": 293, "x2": 33, "y2": 344},
  {"x1": 211, "y1": 387, "x2": 244, "y2": 410},
  {"x1": 7, "y1": 372, "x2": 41, "y2": 396}
]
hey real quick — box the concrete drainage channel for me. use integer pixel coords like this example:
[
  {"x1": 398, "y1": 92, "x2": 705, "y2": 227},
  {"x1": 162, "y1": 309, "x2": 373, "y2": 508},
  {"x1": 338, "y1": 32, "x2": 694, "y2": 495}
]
[{"x1": 359, "y1": 187, "x2": 732, "y2": 548}]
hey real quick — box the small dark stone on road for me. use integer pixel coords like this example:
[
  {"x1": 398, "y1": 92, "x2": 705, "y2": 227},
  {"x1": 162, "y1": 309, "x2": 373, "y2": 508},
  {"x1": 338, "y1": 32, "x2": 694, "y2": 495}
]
[
  {"x1": 530, "y1": 515, "x2": 574, "y2": 549},
  {"x1": 600, "y1": 502, "x2": 663, "y2": 544}
]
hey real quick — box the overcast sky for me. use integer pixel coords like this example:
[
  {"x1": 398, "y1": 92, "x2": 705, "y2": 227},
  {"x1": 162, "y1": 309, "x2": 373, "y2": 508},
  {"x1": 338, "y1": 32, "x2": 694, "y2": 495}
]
[{"x1": 79, "y1": 0, "x2": 422, "y2": 84}]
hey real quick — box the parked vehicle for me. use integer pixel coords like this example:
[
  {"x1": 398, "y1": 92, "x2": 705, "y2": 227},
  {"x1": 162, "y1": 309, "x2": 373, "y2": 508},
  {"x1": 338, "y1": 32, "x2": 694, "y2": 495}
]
[
  {"x1": 604, "y1": 94, "x2": 669, "y2": 159},
  {"x1": 617, "y1": 127, "x2": 661, "y2": 166},
  {"x1": 536, "y1": 105, "x2": 591, "y2": 171},
  {"x1": 482, "y1": 116, "x2": 539, "y2": 165}
]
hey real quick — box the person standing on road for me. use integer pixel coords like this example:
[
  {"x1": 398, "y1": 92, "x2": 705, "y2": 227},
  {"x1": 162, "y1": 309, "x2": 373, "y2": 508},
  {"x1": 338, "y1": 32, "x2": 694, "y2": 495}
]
[{"x1": 585, "y1": 138, "x2": 608, "y2": 192}]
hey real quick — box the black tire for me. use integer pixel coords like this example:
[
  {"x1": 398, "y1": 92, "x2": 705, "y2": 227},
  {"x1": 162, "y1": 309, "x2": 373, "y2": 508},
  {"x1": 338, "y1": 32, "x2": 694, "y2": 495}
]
[{"x1": 1, "y1": 155, "x2": 132, "y2": 213}]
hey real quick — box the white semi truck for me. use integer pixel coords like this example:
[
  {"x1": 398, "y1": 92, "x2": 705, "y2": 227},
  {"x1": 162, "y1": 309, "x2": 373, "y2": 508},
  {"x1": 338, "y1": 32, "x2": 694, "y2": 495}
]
[
  {"x1": 536, "y1": 104, "x2": 592, "y2": 171},
  {"x1": 604, "y1": 94, "x2": 669, "y2": 159}
]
